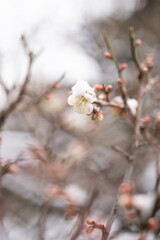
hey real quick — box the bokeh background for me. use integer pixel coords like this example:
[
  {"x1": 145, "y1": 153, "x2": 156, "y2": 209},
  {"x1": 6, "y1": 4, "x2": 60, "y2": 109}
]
[{"x1": 0, "y1": 0, "x2": 160, "y2": 239}]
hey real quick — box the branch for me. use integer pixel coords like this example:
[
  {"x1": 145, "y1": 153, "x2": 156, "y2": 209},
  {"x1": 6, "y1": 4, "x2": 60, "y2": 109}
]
[
  {"x1": 94, "y1": 99, "x2": 124, "y2": 109},
  {"x1": 0, "y1": 51, "x2": 35, "y2": 128},
  {"x1": 103, "y1": 31, "x2": 128, "y2": 105}
]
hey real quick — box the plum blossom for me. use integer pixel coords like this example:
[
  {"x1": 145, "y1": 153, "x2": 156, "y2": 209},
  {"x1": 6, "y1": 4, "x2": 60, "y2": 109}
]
[{"x1": 68, "y1": 80, "x2": 96, "y2": 114}]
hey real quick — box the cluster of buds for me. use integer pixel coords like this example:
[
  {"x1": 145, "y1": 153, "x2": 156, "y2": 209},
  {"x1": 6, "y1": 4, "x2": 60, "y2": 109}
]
[
  {"x1": 86, "y1": 219, "x2": 106, "y2": 235},
  {"x1": 94, "y1": 84, "x2": 113, "y2": 102},
  {"x1": 92, "y1": 108, "x2": 104, "y2": 121}
]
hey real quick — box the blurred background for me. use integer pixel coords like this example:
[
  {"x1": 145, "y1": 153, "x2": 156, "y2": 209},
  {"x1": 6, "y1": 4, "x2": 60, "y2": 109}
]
[{"x1": 0, "y1": 0, "x2": 160, "y2": 239}]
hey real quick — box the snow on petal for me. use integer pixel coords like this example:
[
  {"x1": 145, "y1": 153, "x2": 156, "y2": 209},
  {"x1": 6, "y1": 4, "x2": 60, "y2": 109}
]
[{"x1": 127, "y1": 98, "x2": 138, "y2": 116}]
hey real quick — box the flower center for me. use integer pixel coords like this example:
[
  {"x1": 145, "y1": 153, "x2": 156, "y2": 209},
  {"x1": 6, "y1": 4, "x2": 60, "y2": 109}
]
[{"x1": 75, "y1": 96, "x2": 88, "y2": 113}]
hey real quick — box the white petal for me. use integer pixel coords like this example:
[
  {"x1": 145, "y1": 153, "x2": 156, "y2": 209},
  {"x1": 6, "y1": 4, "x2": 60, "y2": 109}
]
[
  {"x1": 127, "y1": 98, "x2": 138, "y2": 116},
  {"x1": 68, "y1": 95, "x2": 76, "y2": 106},
  {"x1": 84, "y1": 91, "x2": 96, "y2": 103},
  {"x1": 72, "y1": 80, "x2": 93, "y2": 97},
  {"x1": 84, "y1": 103, "x2": 93, "y2": 114}
]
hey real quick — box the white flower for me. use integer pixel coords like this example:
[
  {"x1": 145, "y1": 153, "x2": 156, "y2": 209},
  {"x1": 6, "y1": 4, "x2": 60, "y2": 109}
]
[
  {"x1": 127, "y1": 98, "x2": 138, "y2": 116},
  {"x1": 68, "y1": 80, "x2": 96, "y2": 114}
]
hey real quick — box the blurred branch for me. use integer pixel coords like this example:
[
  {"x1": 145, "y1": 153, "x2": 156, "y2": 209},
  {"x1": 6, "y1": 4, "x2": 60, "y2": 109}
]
[
  {"x1": 70, "y1": 189, "x2": 98, "y2": 240},
  {"x1": 0, "y1": 52, "x2": 35, "y2": 129}
]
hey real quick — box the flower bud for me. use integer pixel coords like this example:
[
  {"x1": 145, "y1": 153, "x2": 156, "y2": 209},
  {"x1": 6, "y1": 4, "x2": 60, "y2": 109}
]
[
  {"x1": 98, "y1": 93, "x2": 107, "y2": 100},
  {"x1": 146, "y1": 54, "x2": 154, "y2": 70},
  {"x1": 8, "y1": 163, "x2": 19, "y2": 174},
  {"x1": 142, "y1": 67, "x2": 148, "y2": 72},
  {"x1": 119, "y1": 182, "x2": 134, "y2": 194},
  {"x1": 118, "y1": 194, "x2": 133, "y2": 208},
  {"x1": 54, "y1": 82, "x2": 61, "y2": 89},
  {"x1": 106, "y1": 85, "x2": 113, "y2": 93},
  {"x1": 86, "y1": 219, "x2": 95, "y2": 225},
  {"x1": 119, "y1": 63, "x2": 127, "y2": 71},
  {"x1": 97, "y1": 112, "x2": 104, "y2": 121},
  {"x1": 117, "y1": 78, "x2": 123, "y2": 86},
  {"x1": 148, "y1": 218, "x2": 158, "y2": 232},
  {"x1": 135, "y1": 39, "x2": 142, "y2": 47},
  {"x1": 94, "y1": 84, "x2": 104, "y2": 92},
  {"x1": 86, "y1": 226, "x2": 94, "y2": 234},
  {"x1": 45, "y1": 94, "x2": 52, "y2": 100},
  {"x1": 104, "y1": 51, "x2": 112, "y2": 60},
  {"x1": 141, "y1": 116, "x2": 150, "y2": 125}
]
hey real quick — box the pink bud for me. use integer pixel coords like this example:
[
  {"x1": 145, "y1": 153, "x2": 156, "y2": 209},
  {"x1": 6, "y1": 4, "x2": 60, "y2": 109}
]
[
  {"x1": 86, "y1": 219, "x2": 95, "y2": 225},
  {"x1": 117, "y1": 78, "x2": 123, "y2": 85},
  {"x1": 104, "y1": 51, "x2": 112, "y2": 60},
  {"x1": 118, "y1": 194, "x2": 133, "y2": 208},
  {"x1": 135, "y1": 39, "x2": 142, "y2": 47},
  {"x1": 54, "y1": 82, "x2": 61, "y2": 89},
  {"x1": 106, "y1": 85, "x2": 113, "y2": 93},
  {"x1": 45, "y1": 94, "x2": 52, "y2": 100},
  {"x1": 120, "y1": 182, "x2": 134, "y2": 194},
  {"x1": 86, "y1": 226, "x2": 94, "y2": 234},
  {"x1": 141, "y1": 116, "x2": 150, "y2": 125},
  {"x1": 146, "y1": 54, "x2": 154, "y2": 70},
  {"x1": 8, "y1": 163, "x2": 19, "y2": 174},
  {"x1": 97, "y1": 112, "x2": 104, "y2": 121},
  {"x1": 94, "y1": 84, "x2": 104, "y2": 92},
  {"x1": 119, "y1": 63, "x2": 127, "y2": 71},
  {"x1": 98, "y1": 93, "x2": 107, "y2": 100},
  {"x1": 142, "y1": 67, "x2": 148, "y2": 72},
  {"x1": 148, "y1": 218, "x2": 158, "y2": 232}
]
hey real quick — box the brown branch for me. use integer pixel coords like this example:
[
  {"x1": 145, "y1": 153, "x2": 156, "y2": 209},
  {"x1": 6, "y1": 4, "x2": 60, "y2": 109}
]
[
  {"x1": 100, "y1": 29, "x2": 146, "y2": 240},
  {"x1": 70, "y1": 189, "x2": 98, "y2": 240},
  {"x1": 0, "y1": 52, "x2": 35, "y2": 128},
  {"x1": 112, "y1": 145, "x2": 134, "y2": 161},
  {"x1": 94, "y1": 99, "x2": 124, "y2": 109}
]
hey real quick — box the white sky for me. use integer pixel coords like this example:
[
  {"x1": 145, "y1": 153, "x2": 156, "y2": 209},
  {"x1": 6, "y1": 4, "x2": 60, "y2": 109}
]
[{"x1": 0, "y1": 0, "x2": 141, "y2": 90}]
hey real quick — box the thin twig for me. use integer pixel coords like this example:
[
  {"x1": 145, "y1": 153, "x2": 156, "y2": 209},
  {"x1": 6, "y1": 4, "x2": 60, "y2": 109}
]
[{"x1": 0, "y1": 52, "x2": 35, "y2": 128}]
